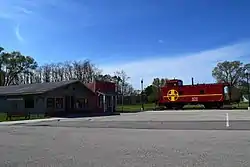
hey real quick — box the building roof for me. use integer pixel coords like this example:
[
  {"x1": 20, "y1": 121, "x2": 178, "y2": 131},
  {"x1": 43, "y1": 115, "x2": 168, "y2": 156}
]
[
  {"x1": 0, "y1": 80, "x2": 90, "y2": 96},
  {"x1": 96, "y1": 91, "x2": 118, "y2": 96}
]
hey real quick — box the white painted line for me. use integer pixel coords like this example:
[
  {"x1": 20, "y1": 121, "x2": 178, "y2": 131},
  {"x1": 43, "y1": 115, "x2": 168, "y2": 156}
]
[{"x1": 226, "y1": 113, "x2": 229, "y2": 127}]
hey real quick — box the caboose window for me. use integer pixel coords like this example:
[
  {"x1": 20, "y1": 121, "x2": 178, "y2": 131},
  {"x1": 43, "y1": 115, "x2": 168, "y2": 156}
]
[{"x1": 200, "y1": 90, "x2": 205, "y2": 94}]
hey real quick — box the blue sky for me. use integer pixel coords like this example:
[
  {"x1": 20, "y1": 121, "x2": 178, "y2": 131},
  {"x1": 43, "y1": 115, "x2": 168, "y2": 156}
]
[{"x1": 0, "y1": 0, "x2": 250, "y2": 88}]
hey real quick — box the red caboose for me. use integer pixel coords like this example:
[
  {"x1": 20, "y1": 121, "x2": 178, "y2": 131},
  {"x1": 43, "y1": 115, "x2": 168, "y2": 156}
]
[{"x1": 158, "y1": 78, "x2": 240, "y2": 109}]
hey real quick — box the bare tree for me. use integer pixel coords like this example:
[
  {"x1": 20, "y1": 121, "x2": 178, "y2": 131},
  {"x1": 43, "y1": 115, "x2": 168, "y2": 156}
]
[
  {"x1": 57, "y1": 63, "x2": 64, "y2": 81},
  {"x1": 114, "y1": 70, "x2": 132, "y2": 110},
  {"x1": 63, "y1": 61, "x2": 73, "y2": 80},
  {"x1": 34, "y1": 67, "x2": 43, "y2": 83},
  {"x1": 72, "y1": 61, "x2": 82, "y2": 80},
  {"x1": 41, "y1": 64, "x2": 52, "y2": 83}
]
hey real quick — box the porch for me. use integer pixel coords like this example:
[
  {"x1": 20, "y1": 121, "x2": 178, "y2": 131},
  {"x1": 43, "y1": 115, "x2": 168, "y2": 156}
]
[{"x1": 97, "y1": 91, "x2": 117, "y2": 113}]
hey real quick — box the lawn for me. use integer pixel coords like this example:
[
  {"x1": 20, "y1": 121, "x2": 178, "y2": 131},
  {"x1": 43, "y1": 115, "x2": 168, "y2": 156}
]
[
  {"x1": 233, "y1": 102, "x2": 249, "y2": 109},
  {"x1": 0, "y1": 113, "x2": 46, "y2": 122},
  {"x1": 116, "y1": 103, "x2": 156, "y2": 112},
  {"x1": 116, "y1": 102, "x2": 249, "y2": 112}
]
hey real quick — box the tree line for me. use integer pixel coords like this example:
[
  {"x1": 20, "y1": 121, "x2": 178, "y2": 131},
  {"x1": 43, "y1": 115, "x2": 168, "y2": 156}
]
[{"x1": 0, "y1": 47, "x2": 136, "y2": 96}]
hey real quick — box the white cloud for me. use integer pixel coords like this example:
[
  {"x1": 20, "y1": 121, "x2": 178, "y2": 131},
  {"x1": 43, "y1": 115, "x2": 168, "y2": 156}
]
[
  {"x1": 0, "y1": 1, "x2": 32, "y2": 20},
  {"x1": 15, "y1": 24, "x2": 24, "y2": 42},
  {"x1": 100, "y1": 41, "x2": 250, "y2": 89},
  {"x1": 158, "y1": 40, "x2": 164, "y2": 43},
  {"x1": 14, "y1": 6, "x2": 33, "y2": 15}
]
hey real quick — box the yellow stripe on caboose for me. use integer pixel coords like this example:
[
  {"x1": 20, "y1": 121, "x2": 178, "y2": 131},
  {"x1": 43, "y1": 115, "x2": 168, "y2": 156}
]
[
  {"x1": 163, "y1": 94, "x2": 223, "y2": 98},
  {"x1": 179, "y1": 94, "x2": 223, "y2": 97}
]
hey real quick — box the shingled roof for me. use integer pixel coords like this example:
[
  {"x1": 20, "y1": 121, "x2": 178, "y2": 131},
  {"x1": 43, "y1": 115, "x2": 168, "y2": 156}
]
[{"x1": 0, "y1": 80, "x2": 91, "y2": 96}]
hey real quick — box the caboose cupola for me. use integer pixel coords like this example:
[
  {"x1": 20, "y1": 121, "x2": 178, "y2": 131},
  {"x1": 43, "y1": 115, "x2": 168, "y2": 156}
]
[{"x1": 165, "y1": 79, "x2": 183, "y2": 87}]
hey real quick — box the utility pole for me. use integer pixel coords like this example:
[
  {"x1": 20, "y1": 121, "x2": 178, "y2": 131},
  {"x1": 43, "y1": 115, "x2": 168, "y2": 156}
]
[
  {"x1": 121, "y1": 80, "x2": 124, "y2": 112},
  {"x1": 246, "y1": 70, "x2": 250, "y2": 110},
  {"x1": 141, "y1": 79, "x2": 144, "y2": 111}
]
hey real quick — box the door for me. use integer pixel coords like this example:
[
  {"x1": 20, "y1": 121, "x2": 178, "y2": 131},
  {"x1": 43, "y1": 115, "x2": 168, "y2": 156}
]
[
  {"x1": 106, "y1": 96, "x2": 112, "y2": 112},
  {"x1": 64, "y1": 96, "x2": 70, "y2": 113}
]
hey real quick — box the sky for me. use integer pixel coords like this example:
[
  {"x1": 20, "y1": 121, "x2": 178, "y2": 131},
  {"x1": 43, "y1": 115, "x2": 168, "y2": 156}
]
[{"x1": 0, "y1": 0, "x2": 250, "y2": 89}]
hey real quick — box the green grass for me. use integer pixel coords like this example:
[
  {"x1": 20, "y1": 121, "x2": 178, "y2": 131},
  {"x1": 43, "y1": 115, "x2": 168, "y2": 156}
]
[
  {"x1": 116, "y1": 103, "x2": 156, "y2": 112},
  {"x1": 0, "y1": 113, "x2": 47, "y2": 122},
  {"x1": 117, "y1": 102, "x2": 249, "y2": 112},
  {"x1": 232, "y1": 102, "x2": 249, "y2": 109}
]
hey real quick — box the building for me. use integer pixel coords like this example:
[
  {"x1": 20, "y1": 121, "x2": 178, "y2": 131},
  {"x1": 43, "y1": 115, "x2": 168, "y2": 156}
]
[
  {"x1": 0, "y1": 80, "x2": 117, "y2": 116},
  {"x1": 86, "y1": 79, "x2": 118, "y2": 113}
]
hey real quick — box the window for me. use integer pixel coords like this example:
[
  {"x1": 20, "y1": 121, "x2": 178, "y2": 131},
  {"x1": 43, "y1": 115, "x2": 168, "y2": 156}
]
[
  {"x1": 76, "y1": 98, "x2": 88, "y2": 109},
  {"x1": 76, "y1": 100, "x2": 82, "y2": 109},
  {"x1": 55, "y1": 98, "x2": 64, "y2": 109},
  {"x1": 224, "y1": 86, "x2": 229, "y2": 94},
  {"x1": 47, "y1": 98, "x2": 55, "y2": 108},
  {"x1": 98, "y1": 95, "x2": 103, "y2": 107},
  {"x1": 200, "y1": 90, "x2": 205, "y2": 94},
  {"x1": 178, "y1": 81, "x2": 183, "y2": 86},
  {"x1": 46, "y1": 97, "x2": 64, "y2": 109},
  {"x1": 25, "y1": 98, "x2": 34, "y2": 108},
  {"x1": 85, "y1": 99, "x2": 89, "y2": 108}
]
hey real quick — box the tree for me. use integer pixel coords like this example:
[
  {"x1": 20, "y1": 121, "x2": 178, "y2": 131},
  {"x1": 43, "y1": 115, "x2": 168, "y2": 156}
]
[
  {"x1": 114, "y1": 70, "x2": 134, "y2": 109},
  {"x1": 212, "y1": 61, "x2": 250, "y2": 102},
  {"x1": 152, "y1": 78, "x2": 168, "y2": 87},
  {"x1": 144, "y1": 85, "x2": 154, "y2": 97},
  {"x1": 114, "y1": 70, "x2": 132, "y2": 95},
  {"x1": 0, "y1": 51, "x2": 38, "y2": 86},
  {"x1": 239, "y1": 63, "x2": 250, "y2": 97},
  {"x1": 145, "y1": 77, "x2": 168, "y2": 103},
  {"x1": 212, "y1": 61, "x2": 246, "y2": 86},
  {"x1": 0, "y1": 47, "x2": 4, "y2": 85}
]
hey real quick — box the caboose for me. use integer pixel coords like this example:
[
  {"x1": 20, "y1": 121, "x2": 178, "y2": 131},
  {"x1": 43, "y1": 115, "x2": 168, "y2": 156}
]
[{"x1": 158, "y1": 78, "x2": 241, "y2": 109}]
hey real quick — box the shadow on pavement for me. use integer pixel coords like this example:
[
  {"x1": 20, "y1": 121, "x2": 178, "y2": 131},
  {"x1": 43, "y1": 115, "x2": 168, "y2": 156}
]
[{"x1": 52, "y1": 112, "x2": 121, "y2": 118}]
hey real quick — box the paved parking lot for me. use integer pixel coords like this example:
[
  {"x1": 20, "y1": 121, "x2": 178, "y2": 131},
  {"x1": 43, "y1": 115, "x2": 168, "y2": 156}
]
[
  {"x1": 1, "y1": 110, "x2": 250, "y2": 166},
  {"x1": 24, "y1": 109, "x2": 250, "y2": 130}
]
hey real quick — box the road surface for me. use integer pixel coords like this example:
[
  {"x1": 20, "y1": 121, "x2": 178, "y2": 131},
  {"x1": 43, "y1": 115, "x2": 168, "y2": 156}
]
[{"x1": 0, "y1": 109, "x2": 250, "y2": 166}]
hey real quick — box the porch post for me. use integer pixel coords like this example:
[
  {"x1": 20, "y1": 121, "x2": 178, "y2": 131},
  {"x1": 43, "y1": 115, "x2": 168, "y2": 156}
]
[
  {"x1": 103, "y1": 94, "x2": 106, "y2": 112},
  {"x1": 115, "y1": 95, "x2": 117, "y2": 112},
  {"x1": 111, "y1": 96, "x2": 114, "y2": 112}
]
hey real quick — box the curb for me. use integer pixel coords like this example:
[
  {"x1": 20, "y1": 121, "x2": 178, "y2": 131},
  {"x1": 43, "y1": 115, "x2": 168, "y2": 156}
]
[{"x1": 0, "y1": 118, "x2": 66, "y2": 126}]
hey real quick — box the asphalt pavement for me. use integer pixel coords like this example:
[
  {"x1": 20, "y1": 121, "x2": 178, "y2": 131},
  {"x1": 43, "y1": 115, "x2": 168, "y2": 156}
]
[
  {"x1": 22, "y1": 109, "x2": 250, "y2": 130},
  {"x1": 1, "y1": 109, "x2": 250, "y2": 166}
]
